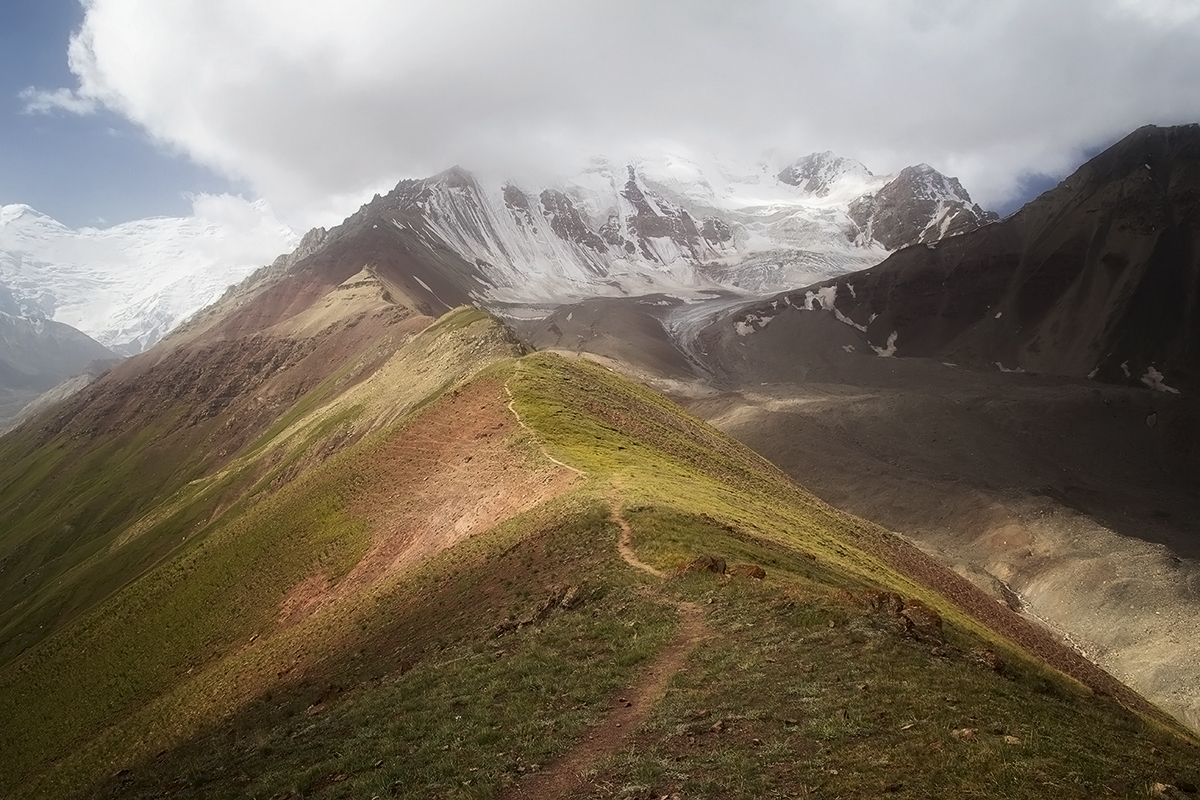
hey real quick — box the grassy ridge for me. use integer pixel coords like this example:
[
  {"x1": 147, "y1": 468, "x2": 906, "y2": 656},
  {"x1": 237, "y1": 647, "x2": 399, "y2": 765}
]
[
  {"x1": 0, "y1": 309, "x2": 525, "y2": 796},
  {"x1": 1, "y1": 320, "x2": 1197, "y2": 798}
]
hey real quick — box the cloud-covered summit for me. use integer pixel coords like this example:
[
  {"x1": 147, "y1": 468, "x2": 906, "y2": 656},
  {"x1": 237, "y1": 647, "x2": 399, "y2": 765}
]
[{"x1": 23, "y1": 0, "x2": 1200, "y2": 229}]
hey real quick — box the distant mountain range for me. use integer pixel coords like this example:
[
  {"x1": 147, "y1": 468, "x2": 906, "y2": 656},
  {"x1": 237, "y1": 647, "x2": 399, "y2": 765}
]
[
  {"x1": 0, "y1": 200, "x2": 296, "y2": 355},
  {"x1": 320, "y1": 150, "x2": 994, "y2": 316}
]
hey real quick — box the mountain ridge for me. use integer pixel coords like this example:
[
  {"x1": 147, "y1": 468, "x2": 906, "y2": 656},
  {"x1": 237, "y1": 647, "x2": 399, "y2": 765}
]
[{"x1": 2, "y1": 125, "x2": 1200, "y2": 798}]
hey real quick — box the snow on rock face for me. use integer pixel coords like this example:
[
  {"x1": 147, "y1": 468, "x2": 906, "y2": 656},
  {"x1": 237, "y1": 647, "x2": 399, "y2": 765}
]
[
  {"x1": 367, "y1": 150, "x2": 994, "y2": 308},
  {"x1": 0, "y1": 197, "x2": 297, "y2": 354},
  {"x1": 1, "y1": 149, "x2": 994, "y2": 352},
  {"x1": 1141, "y1": 366, "x2": 1180, "y2": 394},
  {"x1": 872, "y1": 330, "x2": 899, "y2": 357},
  {"x1": 847, "y1": 164, "x2": 998, "y2": 250},
  {"x1": 777, "y1": 151, "x2": 876, "y2": 199}
]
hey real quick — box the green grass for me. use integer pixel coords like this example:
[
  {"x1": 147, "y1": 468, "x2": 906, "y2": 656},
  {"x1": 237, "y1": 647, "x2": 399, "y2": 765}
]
[
  {"x1": 584, "y1": 566, "x2": 1199, "y2": 799},
  {"x1": 55, "y1": 495, "x2": 678, "y2": 800},
  {"x1": 2, "y1": 324, "x2": 1198, "y2": 800}
]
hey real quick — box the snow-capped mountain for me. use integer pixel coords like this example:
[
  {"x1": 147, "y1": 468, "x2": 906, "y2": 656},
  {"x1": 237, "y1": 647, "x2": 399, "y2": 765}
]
[
  {"x1": 339, "y1": 149, "x2": 995, "y2": 316},
  {"x1": 0, "y1": 281, "x2": 117, "y2": 425},
  {"x1": 0, "y1": 150, "x2": 991, "y2": 357},
  {"x1": 0, "y1": 199, "x2": 297, "y2": 354}
]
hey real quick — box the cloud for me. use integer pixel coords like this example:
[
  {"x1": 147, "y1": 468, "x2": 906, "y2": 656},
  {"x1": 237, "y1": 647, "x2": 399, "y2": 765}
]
[
  {"x1": 30, "y1": 0, "x2": 1200, "y2": 227},
  {"x1": 20, "y1": 86, "x2": 97, "y2": 115}
]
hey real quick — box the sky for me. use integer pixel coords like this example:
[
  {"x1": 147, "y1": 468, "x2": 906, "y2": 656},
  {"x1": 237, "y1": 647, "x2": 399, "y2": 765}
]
[{"x1": 5, "y1": 0, "x2": 1200, "y2": 233}]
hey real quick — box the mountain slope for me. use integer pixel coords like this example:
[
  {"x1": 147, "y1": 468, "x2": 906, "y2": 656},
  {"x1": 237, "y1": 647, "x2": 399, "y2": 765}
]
[
  {"x1": 1, "y1": 291, "x2": 1197, "y2": 798},
  {"x1": 730, "y1": 124, "x2": 1200, "y2": 394},
  {"x1": 0, "y1": 282, "x2": 117, "y2": 425}
]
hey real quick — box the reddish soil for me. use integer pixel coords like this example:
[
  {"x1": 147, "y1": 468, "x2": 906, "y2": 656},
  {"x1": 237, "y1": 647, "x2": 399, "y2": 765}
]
[{"x1": 277, "y1": 378, "x2": 578, "y2": 627}]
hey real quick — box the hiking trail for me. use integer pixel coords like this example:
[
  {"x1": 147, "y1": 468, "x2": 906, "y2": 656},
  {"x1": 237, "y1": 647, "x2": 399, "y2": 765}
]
[{"x1": 498, "y1": 485, "x2": 710, "y2": 799}]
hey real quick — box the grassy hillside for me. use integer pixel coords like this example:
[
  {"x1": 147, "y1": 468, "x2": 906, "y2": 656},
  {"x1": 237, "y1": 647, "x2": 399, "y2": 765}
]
[{"x1": 0, "y1": 313, "x2": 1197, "y2": 798}]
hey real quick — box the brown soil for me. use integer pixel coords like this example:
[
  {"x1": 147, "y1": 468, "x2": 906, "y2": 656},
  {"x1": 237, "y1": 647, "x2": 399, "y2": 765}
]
[
  {"x1": 500, "y1": 494, "x2": 709, "y2": 799},
  {"x1": 277, "y1": 377, "x2": 578, "y2": 627}
]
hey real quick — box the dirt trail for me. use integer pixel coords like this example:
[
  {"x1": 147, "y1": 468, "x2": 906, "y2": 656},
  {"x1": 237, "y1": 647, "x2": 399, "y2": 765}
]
[
  {"x1": 504, "y1": 373, "x2": 585, "y2": 477},
  {"x1": 495, "y1": 476, "x2": 709, "y2": 799}
]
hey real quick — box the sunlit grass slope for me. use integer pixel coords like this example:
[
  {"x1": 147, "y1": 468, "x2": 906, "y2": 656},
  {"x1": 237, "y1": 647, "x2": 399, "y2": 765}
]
[{"x1": 0, "y1": 317, "x2": 1196, "y2": 799}]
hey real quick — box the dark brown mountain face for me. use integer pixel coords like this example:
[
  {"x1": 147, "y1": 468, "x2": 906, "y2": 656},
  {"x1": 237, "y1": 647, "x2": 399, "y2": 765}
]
[{"x1": 767, "y1": 124, "x2": 1200, "y2": 395}]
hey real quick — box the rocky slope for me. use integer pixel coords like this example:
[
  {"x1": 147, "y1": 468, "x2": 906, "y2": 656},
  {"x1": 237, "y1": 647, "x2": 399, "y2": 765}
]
[
  {"x1": 364, "y1": 151, "x2": 993, "y2": 310},
  {"x1": 0, "y1": 150, "x2": 990, "y2": 361}
]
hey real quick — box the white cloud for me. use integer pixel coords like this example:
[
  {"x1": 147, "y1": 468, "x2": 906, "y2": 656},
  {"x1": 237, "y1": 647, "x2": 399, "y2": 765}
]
[
  {"x1": 19, "y1": 86, "x2": 97, "y2": 115},
  {"x1": 28, "y1": 0, "x2": 1200, "y2": 228}
]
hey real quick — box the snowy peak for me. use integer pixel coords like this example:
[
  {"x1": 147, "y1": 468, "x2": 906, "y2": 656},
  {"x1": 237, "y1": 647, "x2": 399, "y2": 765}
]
[
  {"x1": 848, "y1": 163, "x2": 998, "y2": 250},
  {"x1": 777, "y1": 151, "x2": 876, "y2": 198},
  {"x1": 0, "y1": 148, "x2": 995, "y2": 358},
  {"x1": 288, "y1": 150, "x2": 995, "y2": 312}
]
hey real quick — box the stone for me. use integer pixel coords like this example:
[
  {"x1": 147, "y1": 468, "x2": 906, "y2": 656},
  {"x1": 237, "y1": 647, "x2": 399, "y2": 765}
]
[
  {"x1": 968, "y1": 648, "x2": 1005, "y2": 673},
  {"x1": 899, "y1": 602, "x2": 943, "y2": 643},
  {"x1": 679, "y1": 554, "x2": 727, "y2": 575},
  {"x1": 866, "y1": 591, "x2": 906, "y2": 616}
]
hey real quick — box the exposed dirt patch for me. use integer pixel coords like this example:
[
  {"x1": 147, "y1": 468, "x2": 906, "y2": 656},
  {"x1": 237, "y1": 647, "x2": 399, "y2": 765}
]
[{"x1": 277, "y1": 378, "x2": 578, "y2": 628}]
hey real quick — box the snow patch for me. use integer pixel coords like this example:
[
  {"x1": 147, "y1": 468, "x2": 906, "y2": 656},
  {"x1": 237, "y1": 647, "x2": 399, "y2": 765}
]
[
  {"x1": 1141, "y1": 366, "x2": 1181, "y2": 394},
  {"x1": 995, "y1": 362, "x2": 1026, "y2": 373},
  {"x1": 801, "y1": 284, "x2": 838, "y2": 311},
  {"x1": 1087, "y1": 367, "x2": 1099, "y2": 379},
  {"x1": 871, "y1": 330, "x2": 898, "y2": 357},
  {"x1": 833, "y1": 307, "x2": 866, "y2": 332},
  {"x1": 735, "y1": 312, "x2": 774, "y2": 336},
  {"x1": 1120, "y1": 361, "x2": 1131, "y2": 378}
]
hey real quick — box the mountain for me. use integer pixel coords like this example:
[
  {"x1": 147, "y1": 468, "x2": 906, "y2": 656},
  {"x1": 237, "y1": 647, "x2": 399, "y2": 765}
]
[
  {"x1": 1, "y1": 182, "x2": 1197, "y2": 796},
  {"x1": 0, "y1": 150, "x2": 987, "y2": 360},
  {"x1": 0, "y1": 281, "x2": 117, "y2": 426},
  {"x1": 3, "y1": 130, "x2": 1200, "y2": 797},
  {"x1": 651, "y1": 124, "x2": 1200, "y2": 735},
  {"x1": 728, "y1": 124, "x2": 1200, "y2": 394},
  {"x1": 0, "y1": 200, "x2": 297, "y2": 355},
  {"x1": 295, "y1": 150, "x2": 993, "y2": 319},
  {"x1": 487, "y1": 125, "x2": 1200, "y2": 737}
]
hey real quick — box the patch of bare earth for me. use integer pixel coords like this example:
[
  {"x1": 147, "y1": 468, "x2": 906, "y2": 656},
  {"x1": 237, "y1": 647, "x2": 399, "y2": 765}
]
[
  {"x1": 501, "y1": 496, "x2": 709, "y2": 800},
  {"x1": 276, "y1": 377, "x2": 578, "y2": 627}
]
